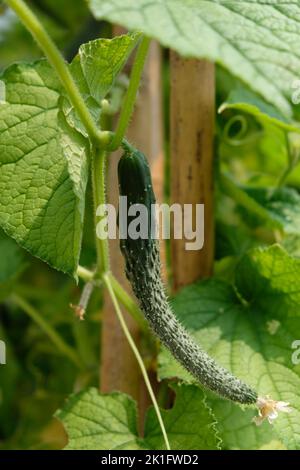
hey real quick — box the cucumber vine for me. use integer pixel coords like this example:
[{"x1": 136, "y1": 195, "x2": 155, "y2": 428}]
[{"x1": 5, "y1": 0, "x2": 285, "y2": 452}]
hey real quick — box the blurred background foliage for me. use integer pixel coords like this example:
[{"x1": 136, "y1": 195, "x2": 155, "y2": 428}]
[
  {"x1": 0, "y1": 0, "x2": 103, "y2": 449},
  {"x1": 1, "y1": 0, "x2": 300, "y2": 450}
]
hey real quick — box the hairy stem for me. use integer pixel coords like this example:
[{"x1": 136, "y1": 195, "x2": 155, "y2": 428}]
[
  {"x1": 103, "y1": 273, "x2": 171, "y2": 450},
  {"x1": 109, "y1": 36, "x2": 151, "y2": 151},
  {"x1": 6, "y1": 0, "x2": 107, "y2": 145},
  {"x1": 77, "y1": 265, "x2": 95, "y2": 283},
  {"x1": 11, "y1": 294, "x2": 83, "y2": 368},
  {"x1": 92, "y1": 147, "x2": 110, "y2": 276},
  {"x1": 109, "y1": 273, "x2": 147, "y2": 331}
]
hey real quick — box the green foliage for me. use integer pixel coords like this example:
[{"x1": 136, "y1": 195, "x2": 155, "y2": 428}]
[
  {"x1": 64, "y1": 33, "x2": 140, "y2": 136},
  {"x1": 0, "y1": 231, "x2": 25, "y2": 300},
  {"x1": 0, "y1": 263, "x2": 100, "y2": 449},
  {"x1": 89, "y1": 0, "x2": 300, "y2": 115},
  {"x1": 159, "y1": 245, "x2": 300, "y2": 449},
  {"x1": 1, "y1": 0, "x2": 300, "y2": 453},
  {"x1": 0, "y1": 32, "x2": 138, "y2": 275},
  {"x1": 219, "y1": 89, "x2": 300, "y2": 134},
  {"x1": 0, "y1": 0, "x2": 90, "y2": 68},
  {"x1": 237, "y1": 186, "x2": 300, "y2": 236},
  {"x1": 57, "y1": 384, "x2": 221, "y2": 450},
  {"x1": 0, "y1": 60, "x2": 88, "y2": 275},
  {"x1": 143, "y1": 384, "x2": 221, "y2": 450}
]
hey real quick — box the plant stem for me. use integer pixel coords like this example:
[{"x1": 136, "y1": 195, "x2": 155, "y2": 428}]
[
  {"x1": 11, "y1": 294, "x2": 83, "y2": 368},
  {"x1": 109, "y1": 36, "x2": 151, "y2": 151},
  {"x1": 77, "y1": 265, "x2": 95, "y2": 283},
  {"x1": 109, "y1": 273, "x2": 147, "y2": 331},
  {"x1": 5, "y1": 0, "x2": 106, "y2": 145},
  {"x1": 277, "y1": 132, "x2": 299, "y2": 188},
  {"x1": 76, "y1": 267, "x2": 147, "y2": 330},
  {"x1": 219, "y1": 172, "x2": 281, "y2": 230},
  {"x1": 103, "y1": 273, "x2": 170, "y2": 451},
  {"x1": 92, "y1": 146, "x2": 110, "y2": 276}
]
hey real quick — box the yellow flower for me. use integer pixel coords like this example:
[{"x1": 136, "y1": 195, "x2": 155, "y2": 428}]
[{"x1": 253, "y1": 396, "x2": 292, "y2": 426}]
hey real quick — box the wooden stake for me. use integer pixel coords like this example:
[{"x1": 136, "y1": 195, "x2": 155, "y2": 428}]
[{"x1": 170, "y1": 53, "x2": 215, "y2": 292}]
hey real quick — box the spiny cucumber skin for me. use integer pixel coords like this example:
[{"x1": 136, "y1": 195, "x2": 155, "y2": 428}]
[{"x1": 118, "y1": 147, "x2": 258, "y2": 405}]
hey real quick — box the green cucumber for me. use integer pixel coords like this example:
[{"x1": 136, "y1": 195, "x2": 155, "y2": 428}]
[{"x1": 118, "y1": 142, "x2": 257, "y2": 405}]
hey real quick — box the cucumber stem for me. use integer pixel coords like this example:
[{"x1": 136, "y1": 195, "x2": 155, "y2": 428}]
[
  {"x1": 92, "y1": 147, "x2": 110, "y2": 276},
  {"x1": 109, "y1": 36, "x2": 151, "y2": 151}
]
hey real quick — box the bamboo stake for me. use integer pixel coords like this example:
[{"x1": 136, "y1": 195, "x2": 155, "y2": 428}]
[{"x1": 170, "y1": 53, "x2": 215, "y2": 292}]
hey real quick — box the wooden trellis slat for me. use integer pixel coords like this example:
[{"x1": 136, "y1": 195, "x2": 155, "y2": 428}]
[{"x1": 170, "y1": 53, "x2": 215, "y2": 292}]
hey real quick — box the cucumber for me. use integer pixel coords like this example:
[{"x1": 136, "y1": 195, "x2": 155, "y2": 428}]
[
  {"x1": 118, "y1": 142, "x2": 257, "y2": 405},
  {"x1": 118, "y1": 144, "x2": 156, "y2": 266}
]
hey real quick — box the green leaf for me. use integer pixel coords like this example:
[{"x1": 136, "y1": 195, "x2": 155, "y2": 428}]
[
  {"x1": 144, "y1": 384, "x2": 221, "y2": 450},
  {"x1": 56, "y1": 385, "x2": 220, "y2": 450},
  {"x1": 206, "y1": 398, "x2": 286, "y2": 450},
  {"x1": 216, "y1": 221, "x2": 257, "y2": 261},
  {"x1": 283, "y1": 235, "x2": 300, "y2": 258},
  {"x1": 237, "y1": 186, "x2": 300, "y2": 236},
  {"x1": 89, "y1": 0, "x2": 300, "y2": 115},
  {"x1": 64, "y1": 33, "x2": 140, "y2": 135},
  {"x1": 236, "y1": 244, "x2": 300, "y2": 318},
  {"x1": 0, "y1": 60, "x2": 88, "y2": 276},
  {"x1": 158, "y1": 245, "x2": 300, "y2": 449},
  {"x1": 219, "y1": 120, "x2": 300, "y2": 189},
  {"x1": 219, "y1": 89, "x2": 300, "y2": 133},
  {"x1": 56, "y1": 388, "x2": 140, "y2": 450}
]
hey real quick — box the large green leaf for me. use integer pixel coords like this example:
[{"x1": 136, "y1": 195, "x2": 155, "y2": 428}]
[
  {"x1": 236, "y1": 243, "x2": 300, "y2": 317},
  {"x1": 144, "y1": 384, "x2": 221, "y2": 450},
  {"x1": 56, "y1": 384, "x2": 220, "y2": 450},
  {"x1": 158, "y1": 245, "x2": 300, "y2": 449},
  {"x1": 0, "y1": 60, "x2": 88, "y2": 276},
  {"x1": 64, "y1": 33, "x2": 140, "y2": 135},
  {"x1": 89, "y1": 0, "x2": 300, "y2": 115},
  {"x1": 57, "y1": 388, "x2": 140, "y2": 450}
]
